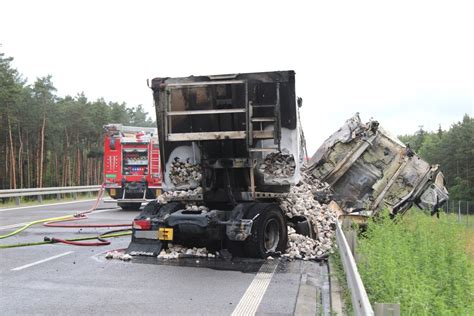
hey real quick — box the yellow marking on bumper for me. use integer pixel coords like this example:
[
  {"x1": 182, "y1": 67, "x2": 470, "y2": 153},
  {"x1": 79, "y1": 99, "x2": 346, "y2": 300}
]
[{"x1": 158, "y1": 228, "x2": 173, "y2": 241}]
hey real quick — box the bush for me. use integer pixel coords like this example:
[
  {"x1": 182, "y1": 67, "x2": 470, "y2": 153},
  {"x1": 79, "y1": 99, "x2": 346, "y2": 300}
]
[{"x1": 358, "y1": 211, "x2": 474, "y2": 315}]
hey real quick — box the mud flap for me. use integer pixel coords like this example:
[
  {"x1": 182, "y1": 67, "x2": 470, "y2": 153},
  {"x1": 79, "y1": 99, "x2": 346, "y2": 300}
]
[
  {"x1": 288, "y1": 216, "x2": 318, "y2": 239},
  {"x1": 295, "y1": 218, "x2": 317, "y2": 239},
  {"x1": 126, "y1": 239, "x2": 163, "y2": 256}
]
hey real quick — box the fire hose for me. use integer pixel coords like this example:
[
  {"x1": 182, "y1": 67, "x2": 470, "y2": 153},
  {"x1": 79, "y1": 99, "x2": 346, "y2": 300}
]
[
  {"x1": 0, "y1": 184, "x2": 132, "y2": 248},
  {"x1": 0, "y1": 230, "x2": 131, "y2": 249}
]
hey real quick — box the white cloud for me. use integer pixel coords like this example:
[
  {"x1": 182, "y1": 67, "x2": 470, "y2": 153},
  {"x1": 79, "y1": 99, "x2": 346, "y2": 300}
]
[{"x1": 1, "y1": 0, "x2": 473, "y2": 153}]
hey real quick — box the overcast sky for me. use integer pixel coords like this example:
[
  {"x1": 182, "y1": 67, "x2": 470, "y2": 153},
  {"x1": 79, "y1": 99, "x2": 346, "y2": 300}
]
[{"x1": 1, "y1": 0, "x2": 473, "y2": 153}]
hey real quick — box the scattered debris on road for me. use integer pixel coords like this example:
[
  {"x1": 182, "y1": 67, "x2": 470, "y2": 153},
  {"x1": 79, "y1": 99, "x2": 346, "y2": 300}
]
[
  {"x1": 106, "y1": 250, "x2": 132, "y2": 261},
  {"x1": 158, "y1": 244, "x2": 216, "y2": 259}
]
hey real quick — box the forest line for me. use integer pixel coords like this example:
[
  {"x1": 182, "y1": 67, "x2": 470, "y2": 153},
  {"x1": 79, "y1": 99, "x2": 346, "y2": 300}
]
[{"x1": 1, "y1": 50, "x2": 155, "y2": 190}]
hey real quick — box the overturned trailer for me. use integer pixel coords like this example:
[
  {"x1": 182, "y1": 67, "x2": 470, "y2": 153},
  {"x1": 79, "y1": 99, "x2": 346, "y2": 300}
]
[{"x1": 306, "y1": 114, "x2": 449, "y2": 216}]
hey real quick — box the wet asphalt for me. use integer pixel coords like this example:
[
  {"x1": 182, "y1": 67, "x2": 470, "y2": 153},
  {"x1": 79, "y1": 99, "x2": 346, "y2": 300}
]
[{"x1": 0, "y1": 200, "x2": 330, "y2": 315}]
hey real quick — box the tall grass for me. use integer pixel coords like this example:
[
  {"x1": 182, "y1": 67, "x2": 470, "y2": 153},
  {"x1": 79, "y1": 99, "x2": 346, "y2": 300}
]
[{"x1": 358, "y1": 211, "x2": 474, "y2": 315}]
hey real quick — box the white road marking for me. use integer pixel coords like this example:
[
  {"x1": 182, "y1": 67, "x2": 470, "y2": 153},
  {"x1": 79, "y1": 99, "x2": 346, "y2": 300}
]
[
  {"x1": 11, "y1": 251, "x2": 74, "y2": 271},
  {"x1": 0, "y1": 222, "x2": 29, "y2": 231},
  {"x1": 231, "y1": 261, "x2": 278, "y2": 316},
  {"x1": 0, "y1": 199, "x2": 102, "y2": 212}
]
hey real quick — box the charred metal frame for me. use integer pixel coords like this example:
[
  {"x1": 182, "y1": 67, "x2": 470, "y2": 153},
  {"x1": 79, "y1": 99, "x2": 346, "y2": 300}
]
[
  {"x1": 307, "y1": 114, "x2": 449, "y2": 215},
  {"x1": 152, "y1": 71, "x2": 297, "y2": 204}
]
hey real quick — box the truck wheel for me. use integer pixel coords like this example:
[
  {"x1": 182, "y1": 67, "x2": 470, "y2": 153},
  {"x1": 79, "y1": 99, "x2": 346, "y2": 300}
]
[
  {"x1": 118, "y1": 202, "x2": 141, "y2": 211},
  {"x1": 244, "y1": 204, "x2": 288, "y2": 258}
]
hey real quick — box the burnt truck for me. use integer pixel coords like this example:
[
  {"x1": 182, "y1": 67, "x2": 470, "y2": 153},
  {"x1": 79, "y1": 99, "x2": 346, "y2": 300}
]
[
  {"x1": 128, "y1": 71, "x2": 304, "y2": 257},
  {"x1": 306, "y1": 114, "x2": 449, "y2": 217},
  {"x1": 127, "y1": 70, "x2": 448, "y2": 258}
]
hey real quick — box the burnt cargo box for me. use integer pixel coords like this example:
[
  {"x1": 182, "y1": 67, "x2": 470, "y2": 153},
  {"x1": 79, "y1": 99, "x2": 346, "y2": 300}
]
[{"x1": 151, "y1": 71, "x2": 304, "y2": 204}]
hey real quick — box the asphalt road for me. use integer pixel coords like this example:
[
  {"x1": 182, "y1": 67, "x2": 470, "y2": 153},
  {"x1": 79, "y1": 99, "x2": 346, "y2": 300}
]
[{"x1": 0, "y1": 200, "x2": 331, "y2": 315}]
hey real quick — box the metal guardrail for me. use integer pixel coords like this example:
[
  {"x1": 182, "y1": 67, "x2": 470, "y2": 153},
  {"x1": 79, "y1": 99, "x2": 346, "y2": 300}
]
[
  {"x1": 335, "y1": 220, "x2": 374, "y2": 316},
  {"x1": 0, "y1": 186, "x2": 101, "y2": 203}
]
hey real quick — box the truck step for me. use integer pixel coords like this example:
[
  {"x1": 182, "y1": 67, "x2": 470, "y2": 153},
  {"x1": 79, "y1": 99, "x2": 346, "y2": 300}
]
[
  {"x1": 252, "y1": 130, "x2": 275, "y2": 139},
  {"x1": 103, "y1": 199, "x2": 153, "y2": 203},
  {"x1": 251, "y1": 104, "x2": 276, "y2": 108},
  {"x1": 251, "y1": 117, "x2": 276, "y2": 122},
  {"x1": 249, "y1": 147, "x2": 279, "y2": 152}
]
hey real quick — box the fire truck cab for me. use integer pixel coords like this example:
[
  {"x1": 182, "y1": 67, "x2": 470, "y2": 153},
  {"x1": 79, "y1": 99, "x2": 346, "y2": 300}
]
[{"x1": 103, "y1": 124, "x2": 162, "y2": 210}]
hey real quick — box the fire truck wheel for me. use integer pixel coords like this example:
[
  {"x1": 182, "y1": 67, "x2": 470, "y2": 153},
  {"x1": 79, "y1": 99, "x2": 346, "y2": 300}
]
[
  {"x1": 243, "y1": 204, "x2": 288, "y2": 258},
  {"x1": 118, "y1": 202, "x2": 142, "y2": 211}
]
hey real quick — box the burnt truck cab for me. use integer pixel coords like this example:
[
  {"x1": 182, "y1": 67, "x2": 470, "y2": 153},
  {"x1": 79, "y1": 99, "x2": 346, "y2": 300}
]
[
  {"x1": 103, "y1": 124, "x2": 162, "y2": 210},
  {"x1": 128, "y1": 71, "x2": 305, "y2": 257},
  {"x1": 306, "y1": 114, "x2": 449, "y2": 217}
]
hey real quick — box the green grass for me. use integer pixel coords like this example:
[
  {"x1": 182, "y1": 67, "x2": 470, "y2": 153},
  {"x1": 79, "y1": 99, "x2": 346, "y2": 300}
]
[{"x1": 357, "y1": 210, "x2": 474, "y2": 315}]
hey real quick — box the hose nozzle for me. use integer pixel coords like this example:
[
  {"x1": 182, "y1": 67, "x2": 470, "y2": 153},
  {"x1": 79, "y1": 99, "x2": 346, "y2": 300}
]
[{"x1": 43, "y1": 236, "x2": 57, "y2": 243}]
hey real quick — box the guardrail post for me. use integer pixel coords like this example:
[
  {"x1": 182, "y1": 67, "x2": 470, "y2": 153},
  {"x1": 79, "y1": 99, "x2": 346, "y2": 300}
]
[
  {"x1": 374, "y1": 303, "x2": 400, "y2": 316},
  {"x1": 467, "y1": 201, "x2": 469, "y2": 226},
  {"x1": 37, "y1": 195, "x2": 42, "y2": 203},
  {"x1": 73, "y1": 192, "x2": 77, "y2": 200},
  {"x1": 15, "y1": 197, "x2": 20, "y2": 206},
  {"x1": 457, "y1": 201, "x2": 461, "y2": 223},
  {"x1": 344, "y1": 230, "x2": 357, "y2": 262},
  {"x1": 56, "y1": 193, "x2": 61, "y2": 201}
]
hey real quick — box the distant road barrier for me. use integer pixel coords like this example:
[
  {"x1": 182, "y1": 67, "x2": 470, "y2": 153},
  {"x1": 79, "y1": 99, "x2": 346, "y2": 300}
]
[{"x1": 0, "y1": 185, "x2": 101, "y2": 205}]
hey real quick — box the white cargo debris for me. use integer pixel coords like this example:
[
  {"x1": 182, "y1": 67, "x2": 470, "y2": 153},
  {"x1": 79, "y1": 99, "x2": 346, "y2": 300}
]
[
  {"x1": 105, "y1": 250, "x2": 132, "y2": 261},
  {"x1": 158, "y1": 244, "x2": 214, "y2": 259},
  {"x1": 129, "y1": 251, "x2": 155, "y2": 256},
  {"x1": 156, "y1": 187, "x2": 203, "y2": 204},
  {"x1": 279, "y1": 170, "x2": 337, "y2": 260},
  {"x1": 169, "y1": 158, "x2": 202, "y2": 187},
  {"x1": 184, "y1": 203, "x2": 209, "y2": 212},
  {"x1": 283, "y1": 226, "x2": 334, "y2": 260},
  {"x1": 259, "y1": 150, "x2": 296, "y2": 178}
]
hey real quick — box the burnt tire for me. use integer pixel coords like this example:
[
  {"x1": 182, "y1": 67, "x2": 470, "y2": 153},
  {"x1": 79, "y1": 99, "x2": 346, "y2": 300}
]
[
  {"x1": 118, "y1": 202, "x2": 141, "y2": 211},
  {"x1": 244, "y1": 204, "x2": 288, "y2": 258}
]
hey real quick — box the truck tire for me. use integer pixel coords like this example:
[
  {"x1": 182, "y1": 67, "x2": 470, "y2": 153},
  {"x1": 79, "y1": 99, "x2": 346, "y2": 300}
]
[
  {"x1": 244, "y1": 204, "x2": 288, "y2": 258},
  {"x1": 118, "y1": 202, "x2": 141, "y2": 211}
]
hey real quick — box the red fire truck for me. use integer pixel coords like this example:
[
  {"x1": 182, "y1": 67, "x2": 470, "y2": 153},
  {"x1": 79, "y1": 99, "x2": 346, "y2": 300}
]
[{"x1": 103, "y1": 124, "x2": 162, "y2": 210}]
